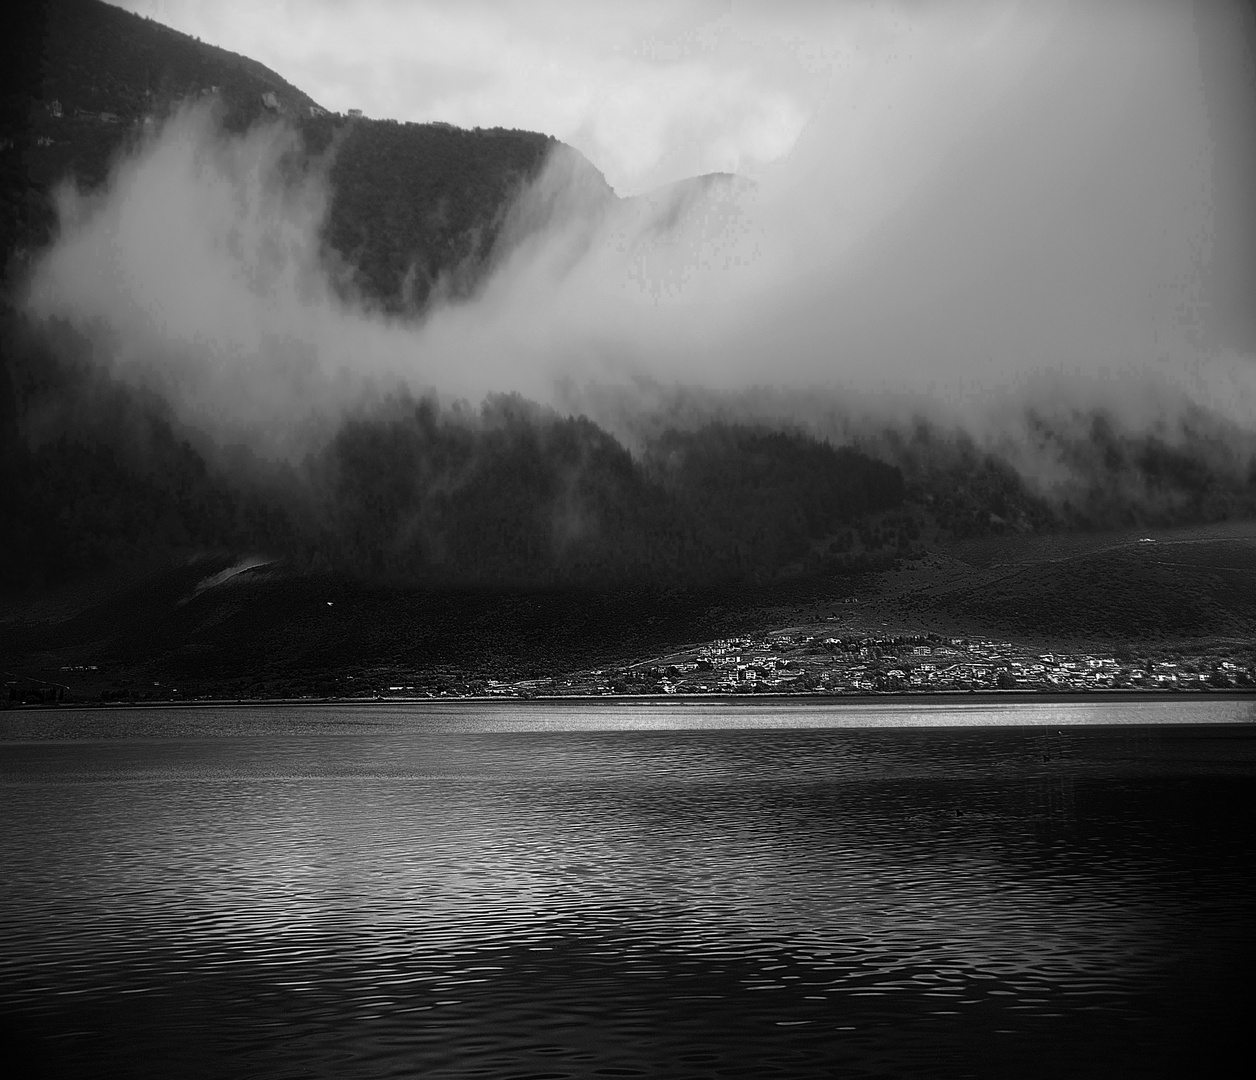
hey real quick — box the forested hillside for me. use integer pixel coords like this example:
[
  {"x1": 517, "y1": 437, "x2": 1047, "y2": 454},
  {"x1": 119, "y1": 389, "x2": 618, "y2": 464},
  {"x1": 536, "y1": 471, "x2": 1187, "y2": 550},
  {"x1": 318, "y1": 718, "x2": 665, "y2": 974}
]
[
  {"x1": 314, "y1": 400, "x2": 905, "y2": 586},
  {"x1": 0, "y1": 307, "x2": 909, "y2": 592},
  {"x1": 316, "y1": 119, "x2": 573, "y2": 312}
]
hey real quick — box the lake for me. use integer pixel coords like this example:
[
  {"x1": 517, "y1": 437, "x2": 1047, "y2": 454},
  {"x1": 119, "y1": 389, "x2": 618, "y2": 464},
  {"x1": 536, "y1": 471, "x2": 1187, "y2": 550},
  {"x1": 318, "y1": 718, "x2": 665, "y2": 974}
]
[{"x1": 3, "y1": 699, "x2": 1255, "y2": 1078}]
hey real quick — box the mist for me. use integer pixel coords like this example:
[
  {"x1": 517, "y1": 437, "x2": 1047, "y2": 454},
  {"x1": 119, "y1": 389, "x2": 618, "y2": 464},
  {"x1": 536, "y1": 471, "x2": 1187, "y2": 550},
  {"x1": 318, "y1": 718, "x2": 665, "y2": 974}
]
[{"x1": 20, "y1": 0, "x2": 1256, "y2": 503}]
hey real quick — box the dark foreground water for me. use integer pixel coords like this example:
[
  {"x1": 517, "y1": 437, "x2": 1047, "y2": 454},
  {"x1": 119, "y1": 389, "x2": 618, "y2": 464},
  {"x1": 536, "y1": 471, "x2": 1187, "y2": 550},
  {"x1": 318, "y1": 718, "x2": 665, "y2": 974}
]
[{"x1": 2, "y1": 699, "x2": 1255, "y2": 1079}]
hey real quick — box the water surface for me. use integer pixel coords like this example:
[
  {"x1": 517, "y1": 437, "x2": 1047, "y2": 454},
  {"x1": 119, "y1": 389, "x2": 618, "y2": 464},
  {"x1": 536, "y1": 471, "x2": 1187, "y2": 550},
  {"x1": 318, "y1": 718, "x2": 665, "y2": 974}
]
[{"x1": 2, "y1": 700, "x2": 1253, "y2": 1077}]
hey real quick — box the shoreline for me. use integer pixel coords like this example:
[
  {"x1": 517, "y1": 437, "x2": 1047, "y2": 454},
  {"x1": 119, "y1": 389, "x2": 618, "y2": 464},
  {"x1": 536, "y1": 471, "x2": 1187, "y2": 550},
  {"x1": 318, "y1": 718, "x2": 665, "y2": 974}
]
[{"x1": 8, "y1": 689, "x2": 1256, "y2": 713}]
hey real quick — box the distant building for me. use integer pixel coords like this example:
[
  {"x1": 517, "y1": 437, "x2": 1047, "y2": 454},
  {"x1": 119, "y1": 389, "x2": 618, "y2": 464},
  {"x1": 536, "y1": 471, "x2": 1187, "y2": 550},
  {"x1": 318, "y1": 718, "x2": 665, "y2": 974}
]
[
  {"x1": 308, "y1": 105, "x2": 326, "y2": 117},
  {"x1": 48, "y1": 99, "x2": 62, "y2": 118},
  {"x1": 347, "y1": 108, "x2": 363, "y2": 118},
  {"x1": 261, "y1": 91, "x2": 281, "y2": 111}
]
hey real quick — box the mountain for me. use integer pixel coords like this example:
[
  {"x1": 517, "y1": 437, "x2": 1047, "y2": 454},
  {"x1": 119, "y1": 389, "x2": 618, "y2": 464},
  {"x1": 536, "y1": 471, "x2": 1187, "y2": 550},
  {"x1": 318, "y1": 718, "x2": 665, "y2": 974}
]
[
  {"x1": 0, "y1": 0, "x2": 914, "y2": 594},
  {"x1": 3, "y1": 0, "x2": 1256, "y2": 695},
  {"x1": 2, "y1": 0, "x2": 607, "y2": 313},
  {"x1": 4, "y1": 0, "x2": 323, "y2": 264}
]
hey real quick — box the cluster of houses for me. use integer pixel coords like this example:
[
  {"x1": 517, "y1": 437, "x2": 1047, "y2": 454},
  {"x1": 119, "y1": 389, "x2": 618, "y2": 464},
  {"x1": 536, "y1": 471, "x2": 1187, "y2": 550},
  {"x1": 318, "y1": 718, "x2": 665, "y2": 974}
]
[{"x1": 539, "y1": 633, "x2": 1256, "y2": 698}]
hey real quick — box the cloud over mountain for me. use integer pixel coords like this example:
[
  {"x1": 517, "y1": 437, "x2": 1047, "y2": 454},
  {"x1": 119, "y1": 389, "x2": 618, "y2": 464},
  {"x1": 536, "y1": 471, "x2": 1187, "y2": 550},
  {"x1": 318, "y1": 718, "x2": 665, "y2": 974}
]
[{"x1": 24, "y1": 1, "x2": 1256, "y2": 489}]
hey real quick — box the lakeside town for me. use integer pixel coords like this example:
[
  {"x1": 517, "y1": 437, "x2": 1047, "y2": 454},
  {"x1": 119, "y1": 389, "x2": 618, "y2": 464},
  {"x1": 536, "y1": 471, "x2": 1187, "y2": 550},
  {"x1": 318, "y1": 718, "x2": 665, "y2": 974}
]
[
  {"x1": 508, "y1": 633, "x2": 1256, "y2": 699},
  {"x1": 8, "y1": 631, "x2": 1256, "y2": 707}
]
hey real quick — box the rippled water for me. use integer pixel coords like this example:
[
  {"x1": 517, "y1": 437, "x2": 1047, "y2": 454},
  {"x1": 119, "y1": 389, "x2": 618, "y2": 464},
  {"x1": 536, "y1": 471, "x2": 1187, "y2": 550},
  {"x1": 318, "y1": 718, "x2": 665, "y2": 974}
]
[{"x1": 3, "y1": 700, "x2": 1254, "y2": 1078}]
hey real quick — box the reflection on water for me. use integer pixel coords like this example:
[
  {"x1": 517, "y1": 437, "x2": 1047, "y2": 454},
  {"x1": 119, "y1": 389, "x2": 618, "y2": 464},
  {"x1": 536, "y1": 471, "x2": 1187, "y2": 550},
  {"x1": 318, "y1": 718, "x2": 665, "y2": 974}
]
[{"x1": 2, "y1": 702, "x2": 1254, "y2": 1078}]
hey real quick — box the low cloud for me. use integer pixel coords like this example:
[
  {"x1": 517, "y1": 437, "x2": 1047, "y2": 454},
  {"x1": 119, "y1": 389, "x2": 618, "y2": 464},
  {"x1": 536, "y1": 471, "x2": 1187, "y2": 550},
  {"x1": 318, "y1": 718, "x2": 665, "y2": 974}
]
[{"x1": 22, "y1": 0, "x2": 1256, "y2": 505}]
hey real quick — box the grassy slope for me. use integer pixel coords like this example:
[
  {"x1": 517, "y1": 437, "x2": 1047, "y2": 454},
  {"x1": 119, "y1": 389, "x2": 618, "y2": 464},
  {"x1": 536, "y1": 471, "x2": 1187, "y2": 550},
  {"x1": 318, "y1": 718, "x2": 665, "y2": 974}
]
[{"x1": 860, "y1": 521, "x2": 1256, "y2": 650}]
